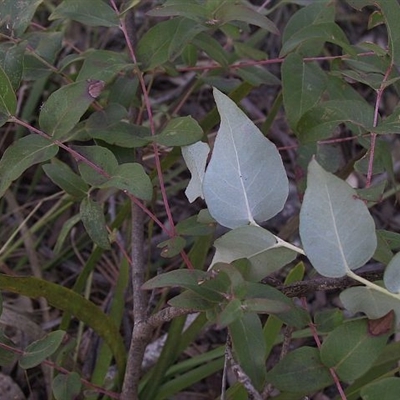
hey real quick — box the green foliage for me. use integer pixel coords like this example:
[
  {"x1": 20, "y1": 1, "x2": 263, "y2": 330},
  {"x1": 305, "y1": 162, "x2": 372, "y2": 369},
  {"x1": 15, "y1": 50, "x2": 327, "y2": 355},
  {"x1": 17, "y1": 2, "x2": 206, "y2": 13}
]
[{"x1": 2, "y1": 0, "x2": 400, "y2": 399}]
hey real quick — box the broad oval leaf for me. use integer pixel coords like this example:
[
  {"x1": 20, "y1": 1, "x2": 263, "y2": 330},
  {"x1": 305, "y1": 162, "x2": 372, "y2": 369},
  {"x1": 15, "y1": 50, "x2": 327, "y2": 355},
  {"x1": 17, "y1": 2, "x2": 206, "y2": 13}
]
[
  {"x1": 101, "y1": 163, "x2": 153, "y2": 201},
  {"x1": 203, "y1": 88, "x2": 288, "y2": 229},
  {"x1": 52, "y1": 372, "x2": 82, "y2": 400},
  {"x1": 19, "y1": 330, "x2": 66, "y2": 369},
  {"x1": 49, "y1": 0, "x2": 119, "y2": 27},
  {"x1": 266, "y1": 347, "x2": 334, "y2": 394},
  {"x1": 320, "y1": 319, "x2": 389, "y2": 382},
  {"x1": 299, "y1": 159, "x2": 377, "y2": 278},
  {"x1": 80, "y1": 197, "x2": 111, "y2": 250},
  {"x1": 384, "y1": 252, "x2": 400, "y2": 293},
  {"x1": 360, "y1": 377, "x2": 400, "y2": 400},
  {"x1": 150, "y1": 116, "x2": 203, "y2": 146},
  {"x1": 137, "y1": 17, "x2": 206, "y2": 70},
  {"x1": 340, "y1": 286, "x2": 400, "y2": 325},
  {"x1": 73, "y1": 145, "x2": 118, "y2": 186},
  {"x1": 0, "y1": 134, "x2": 58, "y2": 198},
  {"x1": 39, "y1": 80, "x2": 105, "y2": 139},
  {"x1": 182, "y1": 141, "x2": 210, "y2": 203},
  {"x1": 43, "y1": 160, "x2": 88, "y2": 199}
]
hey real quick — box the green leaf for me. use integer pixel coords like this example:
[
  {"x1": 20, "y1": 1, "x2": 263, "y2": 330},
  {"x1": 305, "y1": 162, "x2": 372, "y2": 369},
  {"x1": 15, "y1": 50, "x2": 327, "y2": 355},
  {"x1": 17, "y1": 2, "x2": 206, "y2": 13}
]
[
  {"x1": 192, "y1": 32, "x2": 229, "y2": 67},
  {"x1": 52, "y1": 372, "x2": 82, "y2": 400},
  {"x1": 175, "y1": 215, "x2": 214, "y2": 236},
  {"x1": 73, "y1": 145, "x2": 118, "y2": 186},
  {"x1": 168, "y1": 290, "x2": 215, "y2": 311},
  {"x1": 282, "y1": 53, "x2": 327, "y2": 129},
  {"x1": 150, "y1": 116, "x2": 203, "y2": 146},
  {"x1": 137, "y1": 18, "x2": 206, "y2": 70},
  {"x1": 216, "y1": 3, "x2": 279, "y2": 35},
  {"x1": 203, "y1": 88, "x2": 288, "y2": 229},
  {"x1": 49, "y1": 0, "x2": 119, "y2": 27},
  {"x1": 0, "y1": 135, "x2": 58, "y2": 198},
  {"x1": 182, "y1": 141, "x2": 210, "y2": 203},
  {"x1": 361, "y1": 377, "x2": 400, "y2": 400},
  {"x1": 0, "y1": 42, "x2": 25, "y2": 90},
  {"x1": 211, "y1": 225, "x2": 297, "y2": 281},
  {"x1": 320, "y1": 319, "x2": 389, "y2": 382},
  {"x1": 101, "y1": 163, "x2": 153, "y2": 201},
  {"x1": 378, "y1": 2, "x2": 400, "y2": 67},
  {"x1": 0, "y1": 274, "x2": 126, "y2": 378},
  {"x1": 266, "y1": 347, "x2": 334, "y2": 394},
  {"x1": 0, "y1": 331, "x2": 17, "y2": 367},
  {"x1": 0, "y1": 0, "x2": 42, "y2": 37},
  {"x1": 242, "y1": 298, "x2": 290, "y2": 314},
  {"x1": 0, "y1": 64, "x2": 17, "y2": 124},
  {"x1": 299, "y1": 159, "x2": 377, "y2": 278},
  {"x1": 282, "y1": 0, "x2": 335, "y2": 56},
  {"x1": 23, "y1": 32, "x2": 63, "y2": 80},
  {"x1": 296, "y1": 100, "x2": 374, "y2": 143},
  {"x1": 229, "y1": 313, "x2": 266, "y2": 390},
  {"x1": 76, "y1": 50, "x2": 131, "y2": 83},
  {"x1": 86, "y1": 104, "x2": 151, "y2": 148},
  {"x1": 280, "y1": 22, "x2": 354, "y2": 57},
  {"x1": 142, "y1": 269, "x2": 208, "y2": 290},
  {"x1": 43, "y1": 160, "x2": 89, "y2": 199},
  {"x1": 157, "y1": 236, "x2": 187, "y2": 258},
  {"x1": 147, "y1": 0, "x2": 209, "y2": 21},
  {"x1": 39, "y1": 80, "x2": 105, "y2": 139},
  {"x1": 235, "y1": 66, "x2": 281, "y2": 86},
  {"x1": 54, "y1": 215, "x2": 81, "y2": 255},
  {"x1": 19, "y1": 330, "x2": 66, "y2": 369},
  {"x1": 217, "y1": 298, "x2": 243, "y2": 327},
  {"x1": 374, "y1": 107, "x2": 400, "y2": 134},
  {"x1": 245, "y1": 282, "x2": 309, "y2": 328},
  {"x1": 80, "y1": 197, "x2": 111, "y2": 250}
]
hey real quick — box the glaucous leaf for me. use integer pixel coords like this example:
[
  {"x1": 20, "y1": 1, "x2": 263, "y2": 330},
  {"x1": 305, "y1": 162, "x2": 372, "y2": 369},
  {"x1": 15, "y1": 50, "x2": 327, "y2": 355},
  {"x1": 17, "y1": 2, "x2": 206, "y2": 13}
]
[
  {"x1": 43, "y1": 160, "x2": 88, "y2": 199},
  {"x1": 39, "y1": 80, "x2": 105, "y2": 139},
  {"x1": 52, "y1": 372, "x2": 82, "y2": 400},
  {"x1": 340, "y1": 286, "x2": 400, "y2": 325},
  {"x1": 49, "y1": 0, "x2": 119, "y2": 27},
  {"x1": 80, "y1": 197, "x2": 111, "y2": 250},
  {"x1": 182, "y1": 141, "x2": 210, "y2": 202},
  {"x1": 0, "y1": 64, "x2": 16, "y2": 125},
  {"x1": 19, "y1": 330, "x2": 66, "y2": 369},
  {"x1": 101, "y1": 163, "x2": 153, "y2": 201},
  {"x1": 320, "y1": 319, "x2": 389, "y2": 382},
  {"x1": 0, "y1": 135, "x2": 58, "y2": 198},
  {"x1": 203, "y1": 88, "x2": 288, "y2": 229},
  {"x1": 229, "y1": 313, "x2": 266, "y2": 390},
  {"x1": 211, "y1": 225, "x2": 291, "y2": 279},
  {"x1": 150, "y1": 116, "x2": 203, "y2": 146},
  {"x1": 299, "y1": 159, "x2": 377, "y2": 278},
  {"x1": 383, "y1": 253, "x2": 400, "y2": 293},
  {"x1": 266, "y1": 347, "x2": 333, "y2": 394}
]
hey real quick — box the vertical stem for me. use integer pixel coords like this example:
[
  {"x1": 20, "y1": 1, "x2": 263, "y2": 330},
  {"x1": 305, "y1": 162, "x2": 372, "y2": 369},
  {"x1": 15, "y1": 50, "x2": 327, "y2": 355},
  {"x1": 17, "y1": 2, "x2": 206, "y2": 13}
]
[{"x1": 121, "y1": 201, "x2": 147, "y2": 399}]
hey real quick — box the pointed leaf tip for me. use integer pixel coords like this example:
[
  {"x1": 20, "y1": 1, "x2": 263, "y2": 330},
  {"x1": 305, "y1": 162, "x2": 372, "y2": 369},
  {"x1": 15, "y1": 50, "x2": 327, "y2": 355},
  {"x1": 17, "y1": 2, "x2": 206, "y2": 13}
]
[
  {"x1": 300, "y1": 159, "x2": 377, "y2": 278},
  {"x1": 203, "y1": 88, "x2": 288, "y2": 229}
]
